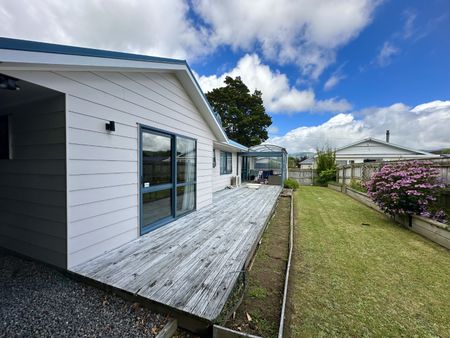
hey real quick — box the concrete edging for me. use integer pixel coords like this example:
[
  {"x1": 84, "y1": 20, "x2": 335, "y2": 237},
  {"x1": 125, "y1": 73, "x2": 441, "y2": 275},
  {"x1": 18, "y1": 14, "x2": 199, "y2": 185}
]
[
  {"x1": 213, "y1": 325, "x2": 262, "y2": 338},
  {"x1": 328, "y1": 184, "x2": 450, "y2": 250}
]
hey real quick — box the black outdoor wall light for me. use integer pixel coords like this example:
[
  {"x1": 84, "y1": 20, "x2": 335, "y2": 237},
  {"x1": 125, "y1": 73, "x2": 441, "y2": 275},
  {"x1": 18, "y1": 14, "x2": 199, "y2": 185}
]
[{"x1": 105, "y1": 121, "x2": 115, "y2": 132}]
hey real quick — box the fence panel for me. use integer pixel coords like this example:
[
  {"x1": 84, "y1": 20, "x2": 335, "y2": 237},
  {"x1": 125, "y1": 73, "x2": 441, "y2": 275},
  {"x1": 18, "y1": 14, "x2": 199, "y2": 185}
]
[{"x1": 288, "y1": 168, "x2": 314, "y2": 185}]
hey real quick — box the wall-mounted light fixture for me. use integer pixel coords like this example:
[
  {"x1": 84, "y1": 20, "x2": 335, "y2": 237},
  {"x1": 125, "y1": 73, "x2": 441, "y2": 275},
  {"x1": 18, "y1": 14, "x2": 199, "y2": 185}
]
[
  {"x1": 0, "y1": 75, "x2": 20, "y2": 91},
  {"x1": 105, "y1": 121, "x2": 115, "y2": 132}
]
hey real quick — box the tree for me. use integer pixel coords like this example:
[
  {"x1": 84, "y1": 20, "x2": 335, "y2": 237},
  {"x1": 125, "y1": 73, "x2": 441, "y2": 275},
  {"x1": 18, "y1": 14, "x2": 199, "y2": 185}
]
[
  {"x1": 315, "y1": 147, "x2": 336, "y2": 185},
  {"x1": 206, "y1": 76, "x2": 272, "y2": 147},
  {"x1": 288, "y1": 156, "x2": 298, "y2": 168},
  {"x1": 365, "y1": 161, "x2": 447, "y2": 223}
]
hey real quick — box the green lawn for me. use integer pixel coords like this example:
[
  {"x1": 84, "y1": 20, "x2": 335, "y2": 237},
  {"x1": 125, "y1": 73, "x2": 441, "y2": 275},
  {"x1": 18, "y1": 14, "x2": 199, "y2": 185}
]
[{"x1": 289, "y1": 186, "x2": 450, "y2": 337}]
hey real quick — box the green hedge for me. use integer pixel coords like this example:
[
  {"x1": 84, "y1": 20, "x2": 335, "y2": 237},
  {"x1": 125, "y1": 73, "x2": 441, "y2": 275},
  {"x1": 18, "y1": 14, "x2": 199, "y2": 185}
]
[{"x1": 284, "y1": 178, "x2": 300, "y2": 190}]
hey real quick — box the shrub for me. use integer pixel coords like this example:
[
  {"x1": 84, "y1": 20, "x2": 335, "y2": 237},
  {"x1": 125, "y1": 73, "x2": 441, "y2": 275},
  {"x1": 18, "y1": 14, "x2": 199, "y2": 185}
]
[
  {"x1": 317, "y1": 168, "x2": 337, "y2": 185},
  {"x1": 284, "y1": 178, "x2": 300, "y2": 190},
  {"x1": 365, "y1": 161, "x2": 447, "y2": 223},
  {"x1": 350, "y1": 179, "x2": 367, "y2": 193},
  {"x1": 316, "y1": 147, "x2": 336, "y2": 175},
  {"x1": 315, "y1": 147, "x2": 336, "y2": 186}
]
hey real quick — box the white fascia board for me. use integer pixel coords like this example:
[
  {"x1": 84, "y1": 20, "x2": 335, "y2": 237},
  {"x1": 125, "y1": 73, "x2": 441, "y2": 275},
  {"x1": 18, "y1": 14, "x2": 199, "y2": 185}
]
[
  {"x1": 213, "y1": 141, "x2": 245, "y2": 152},
  {"x1": 0, "y1": 49, "x2": 186, "y2": 72}
]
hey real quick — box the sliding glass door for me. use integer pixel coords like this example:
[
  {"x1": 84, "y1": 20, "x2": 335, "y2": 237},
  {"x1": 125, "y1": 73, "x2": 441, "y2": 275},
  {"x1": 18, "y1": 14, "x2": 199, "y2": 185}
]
[
  {"x1": 140, "y1": 127, "x2": 196, "y2": 234},
  {"x1": 176, "y1": 137, "x2": 196, "y2": 215}
]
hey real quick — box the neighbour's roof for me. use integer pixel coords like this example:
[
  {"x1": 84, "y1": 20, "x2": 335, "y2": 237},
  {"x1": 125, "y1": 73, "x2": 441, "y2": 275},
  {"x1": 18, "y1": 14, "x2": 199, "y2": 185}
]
[
  {"x1": 335, "y1": 137, "x2": 435, "y2": 156},
  {"x1": 0, "y1": 37, "x2": 233, "y2": 145},
  {"x1": 300, "y1": 157, "x2": 314, "y2": 164}
]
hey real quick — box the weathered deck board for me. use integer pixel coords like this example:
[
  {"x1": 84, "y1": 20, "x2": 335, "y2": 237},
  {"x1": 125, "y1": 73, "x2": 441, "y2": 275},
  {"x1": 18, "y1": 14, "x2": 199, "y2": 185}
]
[{"x1": 72, "y1": 185, "x2": 281, "y2": 321}]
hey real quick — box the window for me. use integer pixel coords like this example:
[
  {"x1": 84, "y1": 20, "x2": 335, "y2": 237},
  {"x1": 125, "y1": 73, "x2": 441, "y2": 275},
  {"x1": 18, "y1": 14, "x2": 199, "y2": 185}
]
[
  {"x1": 212, "y1": 149, "x2": 216, "y2": 168},
  {"x1": 0, "y1": 115, "x2": 10, "y2": 160},
  {"x1": 220, "y1": 151, "x2": 232, "y2": 175},
  {"x1": 141, "y1": 127, "x2": 197, "y2": 233}
]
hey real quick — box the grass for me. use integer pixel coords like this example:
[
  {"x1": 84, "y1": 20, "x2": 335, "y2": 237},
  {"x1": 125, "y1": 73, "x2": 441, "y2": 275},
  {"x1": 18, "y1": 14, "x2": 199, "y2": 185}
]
[
  {"x1": 288, "y1": 186, "x2": 450, "y2": 337},
  {"x1": 248, "y1": 286, "x2": 268, "y2": 299}
]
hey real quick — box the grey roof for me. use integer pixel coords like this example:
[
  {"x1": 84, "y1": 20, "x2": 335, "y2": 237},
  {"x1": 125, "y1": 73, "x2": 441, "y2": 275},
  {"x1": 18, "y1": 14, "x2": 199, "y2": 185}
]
[{"x1": 300, "y1": 157, "x2": 314, "y2": 164}]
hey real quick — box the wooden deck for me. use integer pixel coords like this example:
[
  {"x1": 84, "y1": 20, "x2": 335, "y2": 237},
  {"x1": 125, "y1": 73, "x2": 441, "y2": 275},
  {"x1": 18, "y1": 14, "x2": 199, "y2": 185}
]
[{"x1": 72, "y1": 184, "x2": 281, "y2": 322}]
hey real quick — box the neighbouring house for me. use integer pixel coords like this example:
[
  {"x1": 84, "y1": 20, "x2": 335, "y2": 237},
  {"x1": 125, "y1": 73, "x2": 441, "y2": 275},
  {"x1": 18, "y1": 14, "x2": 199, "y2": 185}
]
[
  {"x1": 333, "y1": 131, "x2": 436, "y2": 166},
  {"x1": 299, "y1": 157, "x2": 314, "y2": 169},
  {"x1": 0, "y1": 38, "x2": 285, "y2": 270}
]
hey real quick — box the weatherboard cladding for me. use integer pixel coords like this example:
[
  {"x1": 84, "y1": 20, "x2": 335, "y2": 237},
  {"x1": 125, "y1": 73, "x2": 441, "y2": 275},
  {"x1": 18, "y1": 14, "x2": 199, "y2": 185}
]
[
  {"x1": 2, "y1": 69, "x2": 217, "y2": 268},
  {"x1": 212, "y1": 147, "x2": 239, "y2": 192},
  {"x1": 0, "y1": 95, "x2": 67, "y2": 268}
]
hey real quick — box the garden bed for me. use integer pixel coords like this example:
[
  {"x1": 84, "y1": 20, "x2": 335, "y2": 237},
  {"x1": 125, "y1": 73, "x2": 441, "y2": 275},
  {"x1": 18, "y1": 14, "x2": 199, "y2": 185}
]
[{"x1": 222, "y1": 195, "x2": 291, "y2": 337}]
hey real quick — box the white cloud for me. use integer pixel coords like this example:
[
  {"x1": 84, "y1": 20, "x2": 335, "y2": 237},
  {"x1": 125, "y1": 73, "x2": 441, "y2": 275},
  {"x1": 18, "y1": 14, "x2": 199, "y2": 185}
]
[
  {"x1": 402, "y1": 9, "x2": 417, "y2": 39},
  {"x1": 193, "y1": 0, "x2": 378, "y2": 78},
  {"x1": 268, "y1": 125, "x2": 280, "y2": 136},
  {"x1": 0, "y1": 0, "x2": 379, "y2": 77},
  {"x1": 324, "y1": 75, "x2": 341, "y2": 91},
  {"x1": 270, "y1": 100, "x2": 450, "y2": 153},
  {"x1": 324, "y1": 72, "x2": 347, "y2": 91},
  {"x1": 195, "y1": 54, "x2": 351, "y2": 114},
  {"x1": 376, "y1": 41, "x2": 400, "y2": 67},
  {"x1": 0, "y1": 0, "x2": 212, "y2": 60}
]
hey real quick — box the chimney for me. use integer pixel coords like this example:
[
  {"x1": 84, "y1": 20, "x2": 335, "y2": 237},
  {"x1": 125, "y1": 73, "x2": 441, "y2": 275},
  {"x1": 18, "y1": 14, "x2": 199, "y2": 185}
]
[{"x1": 385, "y1": 130, "x2": 390, "y2": 143}]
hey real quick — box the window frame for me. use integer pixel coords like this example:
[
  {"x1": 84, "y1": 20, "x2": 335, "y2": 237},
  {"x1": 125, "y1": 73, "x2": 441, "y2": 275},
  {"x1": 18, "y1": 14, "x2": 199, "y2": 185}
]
[
  {"x1": 220, "y1": 151, "x2": 233, "y2": 175},
  {"x1": 140, "y1": 124, "x2": 197, "y2": 235}
]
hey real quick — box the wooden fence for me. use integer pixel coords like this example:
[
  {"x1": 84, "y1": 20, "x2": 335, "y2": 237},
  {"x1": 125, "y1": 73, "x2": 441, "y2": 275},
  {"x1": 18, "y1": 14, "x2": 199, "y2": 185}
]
[
  {"x1": 337, "y1": 158, "x2": 450, "y2": 186},
  {"x1": 288, "y1": 168, "x2": 315, "y2": 185}
]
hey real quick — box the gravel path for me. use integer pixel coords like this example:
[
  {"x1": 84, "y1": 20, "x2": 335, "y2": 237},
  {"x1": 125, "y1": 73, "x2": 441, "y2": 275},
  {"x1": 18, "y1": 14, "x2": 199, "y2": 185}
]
[{"x1": 0, "y1": 251, "x2": 168, "y2": 337}]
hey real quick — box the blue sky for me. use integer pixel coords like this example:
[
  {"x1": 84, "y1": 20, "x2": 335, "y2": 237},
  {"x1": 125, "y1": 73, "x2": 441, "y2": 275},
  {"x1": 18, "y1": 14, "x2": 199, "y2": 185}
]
[{"x1": 1, "y1": 0, "x2": 449, "y2": 152}]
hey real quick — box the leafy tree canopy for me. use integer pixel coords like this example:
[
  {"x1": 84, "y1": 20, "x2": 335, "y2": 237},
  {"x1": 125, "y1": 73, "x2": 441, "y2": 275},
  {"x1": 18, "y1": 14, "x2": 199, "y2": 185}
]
[
  {"x1": 316, "y1": 147, "x2": 337, "y2": 185},
  {"x1": 206, "y1": 76, "x2": 272, "y2": 147},
  {"x1": 288, "y1": 156, "x2": 299, "y2": 168},
  {"x1": 316, "y1": 147, "x2": 336, "y2": 175}
]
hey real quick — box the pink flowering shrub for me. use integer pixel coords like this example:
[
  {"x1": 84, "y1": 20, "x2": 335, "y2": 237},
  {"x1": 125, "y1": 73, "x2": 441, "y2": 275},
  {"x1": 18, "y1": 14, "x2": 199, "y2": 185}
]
[{"x1": 364, "y1": 161, "x2": 447, "y2": 223}]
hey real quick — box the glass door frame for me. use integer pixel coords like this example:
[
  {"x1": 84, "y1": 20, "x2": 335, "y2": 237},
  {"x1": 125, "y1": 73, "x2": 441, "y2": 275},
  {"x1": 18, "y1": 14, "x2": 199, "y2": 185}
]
[{"x1": 139, "y1": 124, "x2": 197, "y2": 235}]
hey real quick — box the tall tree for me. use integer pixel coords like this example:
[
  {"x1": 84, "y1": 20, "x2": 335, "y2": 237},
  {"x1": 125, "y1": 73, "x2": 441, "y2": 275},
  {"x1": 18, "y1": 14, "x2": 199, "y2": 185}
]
[{"x1": 206, "y1": 76, "x2": 272, "y2": 147}]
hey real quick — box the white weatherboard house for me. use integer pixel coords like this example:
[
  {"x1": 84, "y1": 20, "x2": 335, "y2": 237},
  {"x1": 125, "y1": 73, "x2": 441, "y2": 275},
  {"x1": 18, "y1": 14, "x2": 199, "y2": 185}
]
[
  {"x1": 334, "y1": 136, "x2": 435, "y2": 166},
  {"x1": 0, "y1": 38, "x2": 251, "y2": 269}
]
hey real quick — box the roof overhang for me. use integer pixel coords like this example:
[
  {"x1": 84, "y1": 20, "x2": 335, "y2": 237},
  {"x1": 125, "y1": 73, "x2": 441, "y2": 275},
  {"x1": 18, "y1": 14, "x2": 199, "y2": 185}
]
[
  {"x1": 0, "y1": 37, "x2": 228, "y2": 143},
  {"x1": 214, "y1": 141, "x2": 248, "y2": 152}
]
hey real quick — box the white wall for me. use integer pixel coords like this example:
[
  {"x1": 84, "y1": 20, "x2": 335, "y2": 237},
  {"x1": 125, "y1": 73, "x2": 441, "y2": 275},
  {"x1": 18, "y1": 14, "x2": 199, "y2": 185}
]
[
  {"x1": 2, "y1": 70, "x2": 217, "y2": 268},
  {"x1": 212, "y1": 146, "x2": 240, "y2": 192},
  {"x1": 0, "y1": 95, "x2": 67, "y2": 268}
]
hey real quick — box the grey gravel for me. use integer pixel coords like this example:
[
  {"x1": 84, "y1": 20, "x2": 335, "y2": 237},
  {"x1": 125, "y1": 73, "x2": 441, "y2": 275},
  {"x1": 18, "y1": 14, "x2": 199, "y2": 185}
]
[{"x1": 0, "y1": 251, "x2": 169, "y2": 337}]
